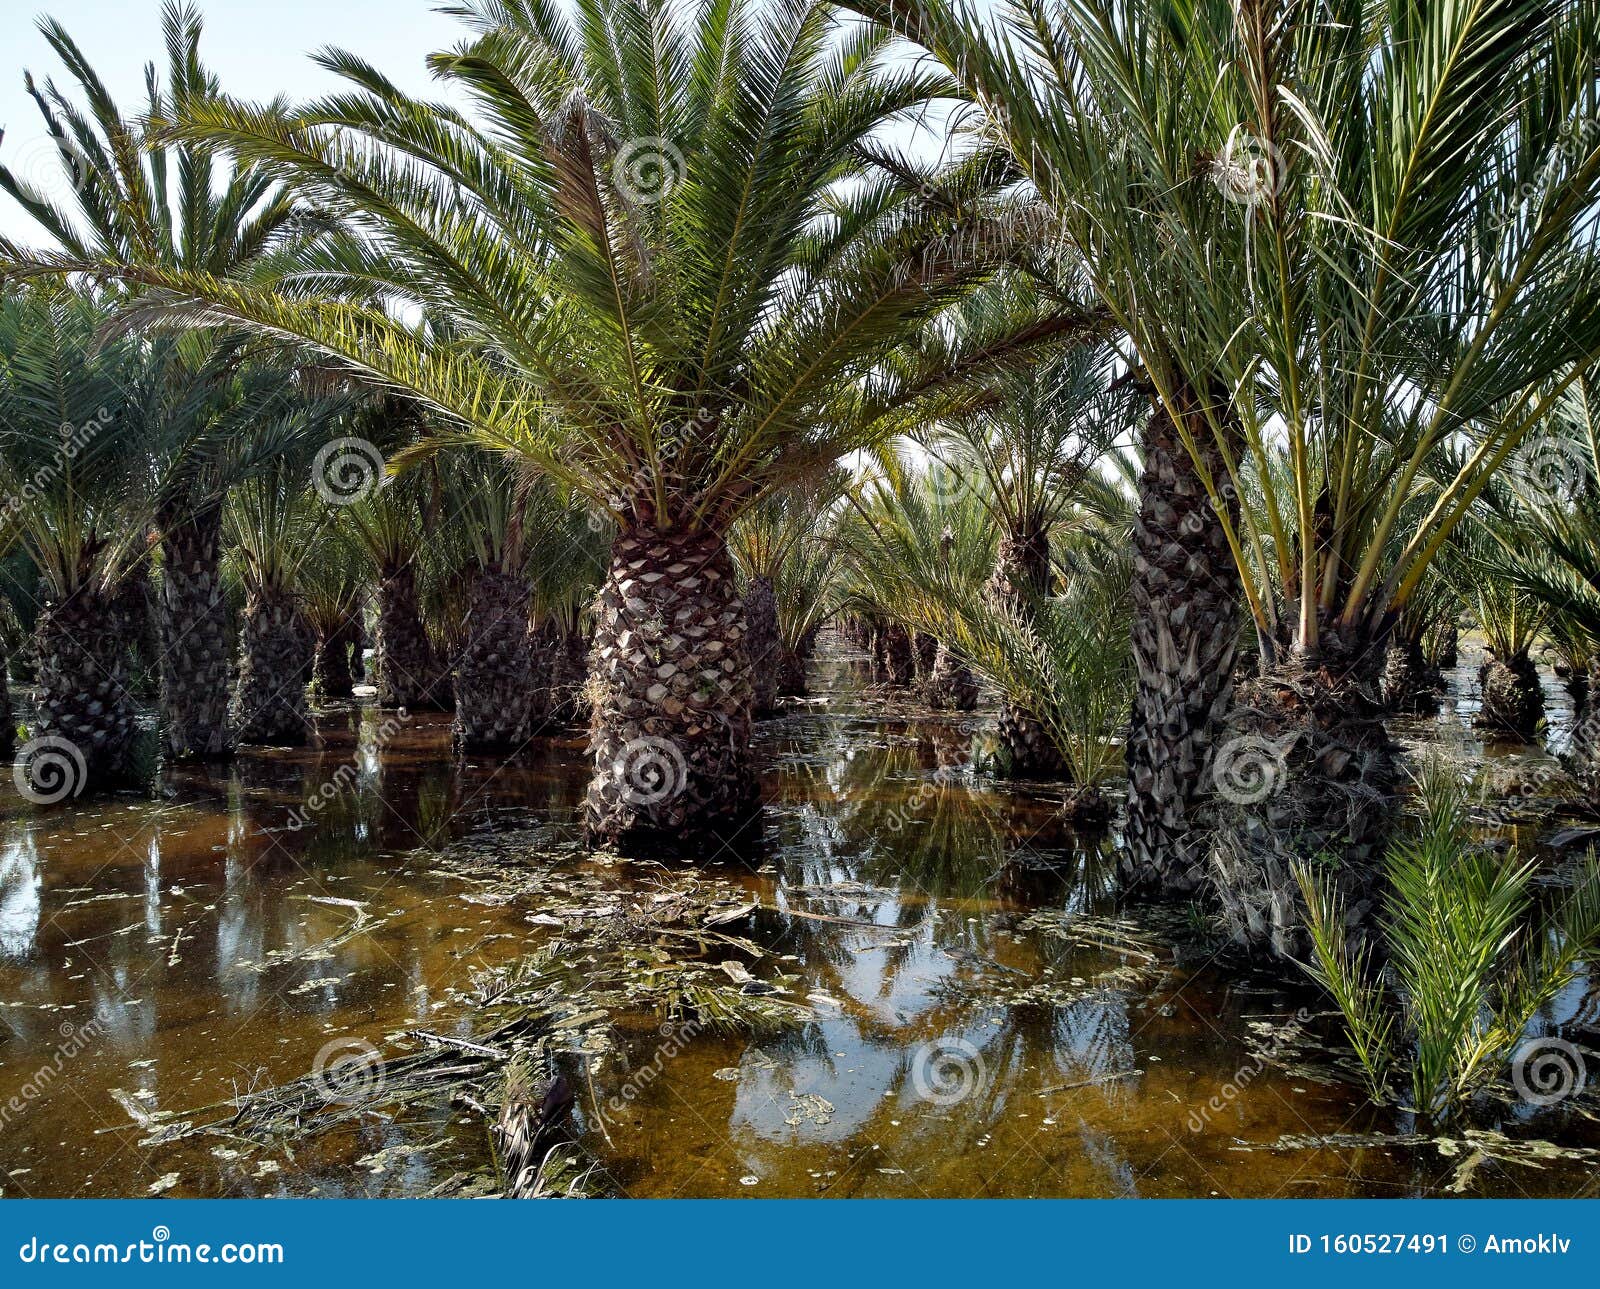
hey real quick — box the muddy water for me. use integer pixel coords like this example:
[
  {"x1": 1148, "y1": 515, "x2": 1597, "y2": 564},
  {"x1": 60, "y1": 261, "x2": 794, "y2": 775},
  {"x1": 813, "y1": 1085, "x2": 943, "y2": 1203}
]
[{"x1": 0, "y1": 645, "x2": 1596, "y2": 1199}]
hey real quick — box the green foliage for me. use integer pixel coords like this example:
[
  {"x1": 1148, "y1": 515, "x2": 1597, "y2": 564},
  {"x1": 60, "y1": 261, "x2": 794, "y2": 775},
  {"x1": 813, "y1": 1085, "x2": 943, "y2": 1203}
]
[{"x1": 1298, "y1": 761, "x2": 1600, "y2": 1118}]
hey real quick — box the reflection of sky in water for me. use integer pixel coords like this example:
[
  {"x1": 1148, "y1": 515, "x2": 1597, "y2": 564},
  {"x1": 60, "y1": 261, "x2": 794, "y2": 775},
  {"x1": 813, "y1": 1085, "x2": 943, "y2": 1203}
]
[{"x1": 0, "y1": 836, "x2": 41, "y2": 960}]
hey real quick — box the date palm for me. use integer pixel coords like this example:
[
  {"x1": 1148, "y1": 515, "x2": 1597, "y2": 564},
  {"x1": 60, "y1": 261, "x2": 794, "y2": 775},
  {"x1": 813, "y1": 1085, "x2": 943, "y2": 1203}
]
[
  {"x1": 0, "y1": 4, "x2": 330, "y2": 763},
  {"x1": 924, "y1": 343, "x2": 1135, "y2": 773},
  {"x1": 859, "y1": 0, "x2": 1600, "y2": 941},
  {"x1": 0, "y1": 291, "x2": 150, "y2": 790},
  {"x1": 24, "y1": 0, "x2": 1044, "y2": 849}
]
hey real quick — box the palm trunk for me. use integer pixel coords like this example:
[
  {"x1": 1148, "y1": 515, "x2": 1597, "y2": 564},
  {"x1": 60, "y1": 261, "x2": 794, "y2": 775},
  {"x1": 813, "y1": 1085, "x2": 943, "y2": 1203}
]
[
  {"x1": 1120, "y1": 406, "x2": 1242, "y2": 898},
  {"x1": 313, "y1": 620, "x2": 359, "y2": 699},
  {"x1": 1212, "y1": 629, "x2": 1396, "y2": 961},
  {"x1": 375, "y1": 562, "x2": 450, "y2": 711},
  {"x1": 231, "y1": 588, "x2": 313, "y2": 746},
  {"x1": 454, "y1": 566, "x2": 538, "y2": 752},
  {"x1": 926, "y1": 639, "x2": 979, "y2": 711},
  {"x1": 778, "y1": 625, "x2": 818, "y2": 698},
  {"x1": 1476, "y1": 651, "x2": 1544, "y2": 741},
  {"x1": 874, "y1": 621, "x2": 914, "y2": 686},
  {"x1": 987, "y1": 526, "x2": 1065, "y2": 778},
  {"x1": 1381, "y1": 636, "x2": 1442, "y2": 715},
  {"x1": 28, "y1": 587, "x2": 143, "y2": 791},
  {"x1": 1432, "y1": 621, "x2": 1459, "y2": 669},
  {"x1": 585, "y1": 526, "x2": 756, "y2": 850},
  {"x1": 1569, "y1": 658, "x2": 1600, "y2": 814},
  {"x1": 546, "y1": 623, "x2": 589, "y2": 727},
  {"x1": 158, "y1": 509, "x2": 234, "y2": 761},
  {"x1": 743, "y1": 574, "x2": 780, "y2": 716}
]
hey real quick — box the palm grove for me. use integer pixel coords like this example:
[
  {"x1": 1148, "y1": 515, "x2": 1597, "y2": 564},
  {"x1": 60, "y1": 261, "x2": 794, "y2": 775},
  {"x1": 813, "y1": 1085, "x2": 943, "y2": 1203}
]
[{"x1": 1, "y1": 0, "x2": 1598, "y2": 982}]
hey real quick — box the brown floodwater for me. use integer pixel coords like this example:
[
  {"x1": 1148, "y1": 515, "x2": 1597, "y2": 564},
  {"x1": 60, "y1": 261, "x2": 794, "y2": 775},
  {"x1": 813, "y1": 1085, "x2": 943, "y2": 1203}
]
[{"x1": 0, "y1": 642, "x2": 1596, "y2": 1199}]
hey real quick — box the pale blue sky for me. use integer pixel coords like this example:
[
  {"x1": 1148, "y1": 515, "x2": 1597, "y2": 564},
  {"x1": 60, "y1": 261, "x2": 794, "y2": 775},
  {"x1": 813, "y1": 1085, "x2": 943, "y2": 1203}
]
[{"x1": 0, "y1": 0, "x2": 465, "y2": 243}]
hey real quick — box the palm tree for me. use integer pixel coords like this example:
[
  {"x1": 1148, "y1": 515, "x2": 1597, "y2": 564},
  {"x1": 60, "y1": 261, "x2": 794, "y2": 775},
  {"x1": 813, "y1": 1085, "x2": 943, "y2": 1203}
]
[
  {"x1": 0, "y1": 3, "x2": 326, "y2": 763},
  {"x1": 343, "y1": 471, "x2": 452, "y2": 713},
  {"x1": 857, "y1": 0, "x2": 1600, "y2": 938},
  {"x1": 30, "y1": 0, "x2": 1049, "y2": 849},
  {"x1": 224, "y1": 461, "x2": 321, "y2": 745},
  {"x1": 0, "y1": 290, "x2": 150, "y2": 790},
  {"x1": 730, "y1": 470, "x2": 850, "y2": 708},
  {"x1": 523, "y1": 487, "x2": 608, "y2": 727},
  {"x1": 298, "y1": 524, "x2": 367, "y2": 700},
  {"x1": 923, "y1": 344, "x2": 1135, "y2": 774}
]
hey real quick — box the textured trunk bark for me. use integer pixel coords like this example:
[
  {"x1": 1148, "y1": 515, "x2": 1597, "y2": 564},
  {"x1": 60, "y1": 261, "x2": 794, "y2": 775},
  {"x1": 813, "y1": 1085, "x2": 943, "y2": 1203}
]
[
  {"x1": 987, "y1": 527, "x2": 1066, "y2": 778},
  {"x1": 158, "y1": 510, "x2": 234, "y2": 761},
  {"x1": 584, "y1": 527, "x2": 756, "y2": 851},
  {"x1": 1212, "y1": 634, "x2": 1396, "y2": 961},
  {"x1": 1432, "y1": 621, "x2": 1459, "y2": 670},
  {"x1": 26, "y1": 588, "x2": 142, "y2": 793},
  {"x1": 1570, "y1": 658, "x2": 1600, "y2": 814},
  {"x1": 1120, "y1": 407, "x2": 1241, "y2": 898},
  {"x1": 231, "y1": 588, "x2": 313, "y2": 746},
  {"x1": 743, "y1": 574, "x2": 780, "y2": 716},
  {"x1": 925, "y1": 639, "x2": 979, "y2": 711},
  {"x1": 453, "y1": 566, "x2": 538, "y2": 751},
  {"x1": 375, "y1": 562, "x2": 450, "y2": 711},
  {"x1": 313, "y1": 620, "x2": 359, "y2": 699},
  {"x1": 874, "y1": 621, "x2": 914, "y2": 686},
  {"x1": 913, "y1": 632, "x2": 938, "y2": 680},
  {"x1": 1476, "y1": 652, "x2": 1544, "y2": 741},
  {"x1": 1380, "y1": 636, "x2": 1442, "y2": 715},
  {"x1": 545, "y1": 624, "x2": 589, "y2": 727},
  {"x1": 778, "y1": 626, "x2": 818, "y2": 698}
]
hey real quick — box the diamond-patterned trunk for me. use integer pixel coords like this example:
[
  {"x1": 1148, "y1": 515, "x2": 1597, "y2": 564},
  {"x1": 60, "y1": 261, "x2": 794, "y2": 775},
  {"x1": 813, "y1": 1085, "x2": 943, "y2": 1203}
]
[
  {"x1": 0, "y1": 635, "x2": 13, "y2": 759},
  {"x1": 375, "y1": 562, "x2": 450, "y2": 711},
  {"x1": 1212, "y1": 633, "x2": 1396, "y2": 962},
  {"x1": 158, "y1": 510, "x2": 234, "y2": 761},
  {"x1": 1120, "y1": 407, "x2": 1240, "y2": 897},
  {"x1": 743, "y1": 574, "x2": 780, "y2": 716},
  {"x1": 453, "y1": 566, "x2": 539, "y2": 751},
  {"x1": 31, "y1": 588, "x2": 143, "y2": 787},
  {"x1": 1476, "y1": 652, "x2": 1544, "y2": 741},
  {"x1": 926, "y1": 640, "x2": 979, "y2": 711},
  {"x1": 231, "y1": 588, "x2": 313, "y2": 746},
  {"x1": 986, "y1": 526, "x2": 1065, "y2": 778},
  {"x1": 1381, "y1": 636, "x2": 1441, "y2": 714},
  {"x1": 584, "y1": 527, "x2": 756, "y2": 851},
  {"x1": 313, "y1": 618, "x2": 361, "y2": 699}
]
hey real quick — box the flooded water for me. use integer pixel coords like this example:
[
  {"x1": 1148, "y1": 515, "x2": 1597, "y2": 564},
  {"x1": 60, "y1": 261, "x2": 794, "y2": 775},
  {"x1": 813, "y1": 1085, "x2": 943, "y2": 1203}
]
[{"x1": 1, "y1": 641, "x2": 1596, "y2": 1199}]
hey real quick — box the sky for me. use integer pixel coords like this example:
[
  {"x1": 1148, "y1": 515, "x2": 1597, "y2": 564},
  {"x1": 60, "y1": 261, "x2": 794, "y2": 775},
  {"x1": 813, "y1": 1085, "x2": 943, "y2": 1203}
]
[{"x1": 0, "y1": 0, "x2": 465, "y2": 244}]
